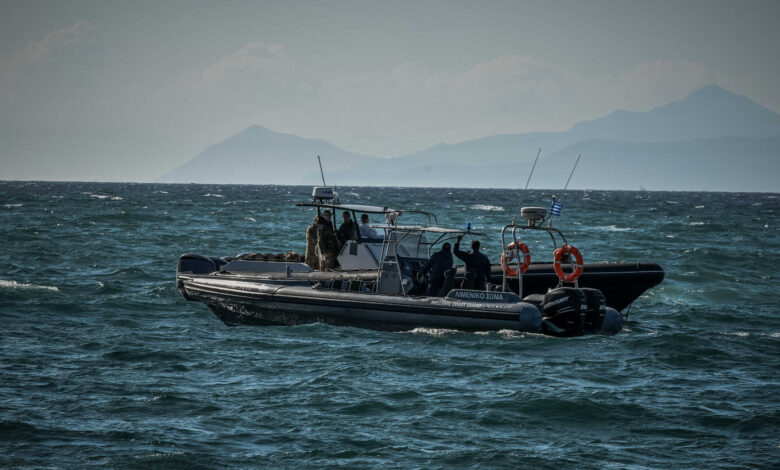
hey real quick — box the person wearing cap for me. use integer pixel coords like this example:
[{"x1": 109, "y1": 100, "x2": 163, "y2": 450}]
[
  {"x1": 317, "y1": 210, "x2": 340, "y2": 270},
  {"x1": 454, "y1": 235, "x2": 491, "y2": 290}
]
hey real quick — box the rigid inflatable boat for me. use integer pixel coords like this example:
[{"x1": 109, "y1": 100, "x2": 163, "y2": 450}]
[{"x1": 177, "y1": 187, "x2": 662, "y2": 336}]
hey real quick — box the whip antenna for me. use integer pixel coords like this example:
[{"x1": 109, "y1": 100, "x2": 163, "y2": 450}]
[
  {"x1": 317, "y1": 155, "x2": 327, "y2": 186},
  {"x1": 548, "y1": 154, "x2": 581, "y2": 227},
  {"x1": 511, "y1": 147, "x2": 542, "y2": 225},
  {"x1": 561, "y1": 153, "x2": 581, "y2": 196}
]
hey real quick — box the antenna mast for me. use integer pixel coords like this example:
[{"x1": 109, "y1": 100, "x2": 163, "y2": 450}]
[
  {"x1": 561, "y1": 154, "x2": 581, "y2": 196},
  {"x1": 511, "y1": 147, "x2": 542, "y2": 225},
  {"x1": 548, "y1": 153, "x2": 581, "y2": 228},
  {"x1": 317, "y1": 155, "x2": 327, "y2": 186}
]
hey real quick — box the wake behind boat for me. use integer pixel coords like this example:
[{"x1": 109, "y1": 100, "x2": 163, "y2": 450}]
[{"x1": 177, "y1": 186, "x2": 664, "y2": 336}]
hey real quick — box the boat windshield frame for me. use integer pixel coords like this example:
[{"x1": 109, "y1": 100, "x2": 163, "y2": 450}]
[
  {"x1": 380, "y1": 225, "x2": 485, "y2": 259},
  {"x1": 374, "y1": 225, "x2": 485, "y2": 295},
  {"x1": 295, "y1": 202, "x2": 438, "y2": 227}
]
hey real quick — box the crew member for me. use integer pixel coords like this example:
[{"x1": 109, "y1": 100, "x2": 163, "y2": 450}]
[
  {"x1": 317, "y1": 210, "x2": 340, "y2": 270},
  {"x1": 359, "y1": 213, "x2": 375, "y2": 239},
  {"x1": 337, "y1": 211, "x2": 357, "y2": 244},
  {"x1": 421, "y1": 242, "x2": 453, "y2": 296},
  {"x1": 304, "y1": 215, "x2": 320, "y2": 269},
  {"x1": 454, "y1": 235, "x2": 492, "y2": 290}
]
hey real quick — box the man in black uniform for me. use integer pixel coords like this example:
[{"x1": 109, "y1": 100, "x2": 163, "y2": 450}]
[
  {"x1": 421, "y1": 242, "x2": 453, "y2": 296},
  {"x1": 454, "y1": 235, "x2": 492, "y2": 290},
  {"x1": 337, "y1": 211, "x2": 356, "y2": 244}
]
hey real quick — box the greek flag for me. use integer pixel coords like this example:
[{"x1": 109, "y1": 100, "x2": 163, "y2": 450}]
[{"x1": 551, "y1": 200, "x2": 563, "y2": 216}]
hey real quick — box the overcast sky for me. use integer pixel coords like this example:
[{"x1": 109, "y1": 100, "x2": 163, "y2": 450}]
[{"x1": 1, "y1": 0, "x2": 779, "y2": 181}]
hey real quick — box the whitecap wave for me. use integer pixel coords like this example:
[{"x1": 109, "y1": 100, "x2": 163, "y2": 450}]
[
  {"x1": 204, "y1": 193, "x2": 224, "y2": 198},
  {"x1": 594, "y1": 225, "x2": 631, "y2": 232},
  {"x1": 0, "y1": 280, "x2": 59, "y2": 292},
  {"x1": 402, "y1": 327, "x2": 458, "y2": 337},
  {"x1": 89, "y1": 194, "x2": 122, "y2": 201},
  {"x1": 497, "y1": 329, "x2": 526, "y2": 339},
  {"x1": 3, "y1": 203, "x2": 22, "y2": 208},
  {"x1": 470, "y1": 204, "x2": 505, "y2": 211}
]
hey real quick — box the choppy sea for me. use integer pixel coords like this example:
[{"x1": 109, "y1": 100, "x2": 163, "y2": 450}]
[{"x1": 1, "y1": 182, "x2": 778, "y2": 468}]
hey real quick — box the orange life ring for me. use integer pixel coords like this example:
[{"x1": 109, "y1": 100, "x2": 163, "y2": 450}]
[
  {"x1": 501, "y1": 241, "x2": 530, "y2": 276},
  {"x1": 553, "y1": 244, "x2": 584, "y2": 282}
]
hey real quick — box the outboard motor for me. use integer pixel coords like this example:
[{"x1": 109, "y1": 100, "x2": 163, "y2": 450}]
[
  {"x1": 542, "y1": 287, "x2": 586, "y2": 337},
  {"x1": 580, "y1": 287, "x2": 607, "y2": 333}
]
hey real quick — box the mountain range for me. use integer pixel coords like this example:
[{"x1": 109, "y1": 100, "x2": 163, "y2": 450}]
[{"x1": 158, "y1": 85, "x2": 780, "y2": 191}]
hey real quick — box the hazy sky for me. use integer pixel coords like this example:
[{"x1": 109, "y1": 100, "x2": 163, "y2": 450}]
[{"x1": 1, "y1": 0, "x2": 779, "y2": 181}]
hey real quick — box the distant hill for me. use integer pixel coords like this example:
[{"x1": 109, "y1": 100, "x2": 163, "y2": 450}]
[
  {"x1": 389, "y1": 85, "x2": 780, "y2": 169},
  {"x1": 326, "y1": 137, "x2": 779, "y2": 191},
  {"x1": 158, "y1": 125, "x2": 378, "y2": 184},
  {"x1": 158, "y1": 85, "x2": 780, "y2": 191}
]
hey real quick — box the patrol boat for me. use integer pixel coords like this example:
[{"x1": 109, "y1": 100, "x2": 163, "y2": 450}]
[{"x1": 176, "y1": 187, "x2": 649, "y2": 335}]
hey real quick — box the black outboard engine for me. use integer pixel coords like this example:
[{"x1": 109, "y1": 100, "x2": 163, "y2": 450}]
[
  {"x1": 580, "y1": 287, "x2": 607, "y2": 333},
  {"x1": 542, "y1": 287, "x2": 586, "y2": 337}
]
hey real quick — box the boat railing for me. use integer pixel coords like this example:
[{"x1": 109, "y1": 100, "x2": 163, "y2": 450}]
[{"x1": 499, "y1": 223, "x2": 568, "y2": 295}]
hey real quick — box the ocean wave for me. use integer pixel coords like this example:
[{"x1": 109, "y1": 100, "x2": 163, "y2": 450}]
[
  {"x1": 3, "y1": 203, "x2": 22, "y2": 208},
  {"x1": 204, "y1": 193, "x2": 224, "y2": 198},
  {"x1": 470, "y1": 204, "x2": 505, "y2": 211},
  {"x1": 0, "y1": 280, "x2": 59, "y2": 292},
  {"x1": 89, "y1": 194, "x2": 123, "y2": 201},
  {"x1": 402, "y1": 327, "x2": 459, "y2": 337},
  {"x1": 594, "y1": 225, "x2": 632, "y2": 232}
]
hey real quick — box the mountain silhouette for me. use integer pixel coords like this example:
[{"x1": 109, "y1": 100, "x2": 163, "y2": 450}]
[
  {"x1": 158, "y1": 125, "x2": 377, "y2": 184},
  {"x1": 158, "y1": 85, "x2": 780, "y2": 191}
]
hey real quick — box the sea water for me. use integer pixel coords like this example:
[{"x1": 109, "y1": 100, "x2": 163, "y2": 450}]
[{"x1": 1, "y1": 182, "x2": 777, "y2": 468}]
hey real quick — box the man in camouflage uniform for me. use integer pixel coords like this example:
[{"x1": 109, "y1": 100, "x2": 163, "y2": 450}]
[
  {"x1": 317, "y1": 210, "x2": 340, "y2": 271},
  {"x1": 304, "y1": 215, "x2": 320, "y2": 269}
]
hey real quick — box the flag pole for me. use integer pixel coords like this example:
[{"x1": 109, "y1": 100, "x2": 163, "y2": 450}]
[{"x1": 548, "y1": 154, "x2": 581, "y2": 228}]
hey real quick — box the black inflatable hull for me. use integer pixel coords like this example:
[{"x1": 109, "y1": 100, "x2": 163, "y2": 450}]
[
  {"x1": 492, "y1": 262, "x2": 664, "y2": 312},
  {"x1": 179, "y1": 276, "x2": 543, "y2": 332},
  {"x1": 178, "y1": 254, "x2": 663, "y2": 313}
]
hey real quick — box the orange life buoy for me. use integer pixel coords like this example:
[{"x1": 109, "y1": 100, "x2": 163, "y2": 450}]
[
  {"x1": 501, "y1": 241, "x2": 530, "y2": 276},
  {"x1": 553, "y1": 244, "x2": 584, "y2": 282}
]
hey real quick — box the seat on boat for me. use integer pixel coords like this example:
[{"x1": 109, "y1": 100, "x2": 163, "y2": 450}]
[{"x1": 437, "y1": 268, "x2": 457, "y2": 297}]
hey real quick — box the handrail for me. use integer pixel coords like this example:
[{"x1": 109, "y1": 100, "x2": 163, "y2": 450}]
[{"x1": 499, "y1": 223, "x2": 569, "y2": 295}]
